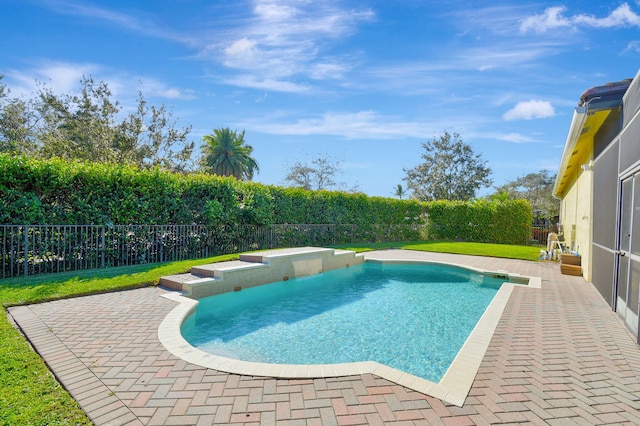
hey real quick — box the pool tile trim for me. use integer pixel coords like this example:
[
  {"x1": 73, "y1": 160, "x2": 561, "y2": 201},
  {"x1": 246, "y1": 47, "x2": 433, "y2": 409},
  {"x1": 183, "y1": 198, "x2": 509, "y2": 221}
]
[{"x1": 158, "y1": 259, "x2": 541, "y2": 407}]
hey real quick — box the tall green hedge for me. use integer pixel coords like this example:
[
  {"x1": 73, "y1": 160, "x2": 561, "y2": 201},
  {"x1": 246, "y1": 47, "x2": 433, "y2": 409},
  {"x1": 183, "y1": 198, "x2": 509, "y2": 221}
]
[
  {"x1": 424, "y1": 199, "x2": 532, "y2": 245},
  {"x1": 0, "y1": 155, "x2": 533, "y2": 245},
  {"x1": 269, "y1": 187, "x2": 423, "y2": 226},
  {"x1": 0, "y1": 155, "x2": 422, "y2": 226}
]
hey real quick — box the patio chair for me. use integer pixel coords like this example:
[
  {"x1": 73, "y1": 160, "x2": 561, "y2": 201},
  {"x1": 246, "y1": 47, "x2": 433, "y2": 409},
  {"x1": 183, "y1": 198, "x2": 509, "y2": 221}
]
[{"x1": 547, "y1": 232, "x2": 565, "y2": 253}]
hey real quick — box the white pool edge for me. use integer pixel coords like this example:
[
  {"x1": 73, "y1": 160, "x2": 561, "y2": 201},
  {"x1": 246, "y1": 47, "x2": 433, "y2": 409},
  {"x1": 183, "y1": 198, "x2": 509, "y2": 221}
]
[{"x1": 158, "y1": 260, "x2": 541, "y2": 407}]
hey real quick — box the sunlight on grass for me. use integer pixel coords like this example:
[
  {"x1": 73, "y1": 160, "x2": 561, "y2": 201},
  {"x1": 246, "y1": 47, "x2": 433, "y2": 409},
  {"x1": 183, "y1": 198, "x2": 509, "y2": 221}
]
[
  {"x1": 1, "y1": 254, "x2": 238, "y2": 307},
  {"x1": 0, "y1": 253, "x2": 238, "y2": 424},
  {"x1": 331, "y1": 240, "x2": 542, "y2": 261}
]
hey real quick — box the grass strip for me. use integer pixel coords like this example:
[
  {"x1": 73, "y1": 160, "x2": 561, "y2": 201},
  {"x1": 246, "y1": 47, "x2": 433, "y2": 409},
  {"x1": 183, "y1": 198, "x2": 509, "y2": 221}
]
[
  {"x1": 331, "y1": 240, "x2": 542, "y2": 261},
  {"x1": 0, "y1": 253, "x2": 238, "y2": 425}
]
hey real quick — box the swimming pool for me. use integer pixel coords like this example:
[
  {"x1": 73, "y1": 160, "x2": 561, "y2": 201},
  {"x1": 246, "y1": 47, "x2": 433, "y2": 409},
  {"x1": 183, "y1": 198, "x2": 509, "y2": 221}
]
[
  {"x1": 180, "y1": 262, "x2": 504, "y2": 383},
  {"x1": 158, "y1": 249, "x2": 540, "y2": 406}
]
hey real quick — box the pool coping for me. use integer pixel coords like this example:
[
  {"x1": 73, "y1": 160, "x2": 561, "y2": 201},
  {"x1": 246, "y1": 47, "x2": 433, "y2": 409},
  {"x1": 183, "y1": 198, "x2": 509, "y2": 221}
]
[{"x1": 158, "y1": 259, "x2": 541, "y2": 407}]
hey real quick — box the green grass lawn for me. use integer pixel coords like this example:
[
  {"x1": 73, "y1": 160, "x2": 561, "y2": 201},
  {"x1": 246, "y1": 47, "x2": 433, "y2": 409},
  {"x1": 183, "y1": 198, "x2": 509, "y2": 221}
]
[
  {"x1": 0, "y1": 242, "x2": 540, "y2": 424},
  {"x1": 0, "y1": 253, "x2": 238, "y2": 425},
  {"x1": 331, "y1": 240, "x2": 543, "y2": 261}
]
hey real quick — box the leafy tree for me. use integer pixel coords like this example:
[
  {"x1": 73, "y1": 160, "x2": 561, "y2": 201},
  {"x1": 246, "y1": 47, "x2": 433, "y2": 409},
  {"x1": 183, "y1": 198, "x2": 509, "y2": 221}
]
[
  {"x1": 285, "y1": 154, "x2": 338, "y2": 190},
  {"x1": 200, "y1": 128, "x2": 259, "y2": 180},
  {"x1": 0, "y1": 76, "x2": 38, "y2": 155},
  {"x1": 0, "y1": 96, "x2": 37, "y2": 155},
  {"x1": 36, "y1": 78, "x2": 120, "y2": 163},
  {"x1": 0, "y1": 76, "x2": 194, "y2": 171},
  {"x1": 117, "y1": 92, "x2": 194, "y2": 171},
  {"x1": 404, "y1": 131, "x2": 493, "y2": 201},
  {"x1": 493, "y1": 169, "x2": 559, "y2": 221},
  {"x1": 283, "y1": 153, "x2": 360, "y2": 192}
]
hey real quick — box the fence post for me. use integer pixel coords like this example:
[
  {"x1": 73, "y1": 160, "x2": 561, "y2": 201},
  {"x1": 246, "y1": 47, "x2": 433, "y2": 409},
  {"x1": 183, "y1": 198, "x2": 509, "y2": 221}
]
[
  {"x1": 23, "y1": 225, "x2": 29, "y2": 277},
  {"x1": 101, "y1": 226, "x2": 105, "y2": 269}
]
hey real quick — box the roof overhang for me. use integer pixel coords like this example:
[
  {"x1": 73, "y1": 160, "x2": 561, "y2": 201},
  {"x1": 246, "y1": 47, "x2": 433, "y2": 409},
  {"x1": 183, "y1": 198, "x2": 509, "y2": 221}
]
[
  {"x1": 554, "y1": 78, "x2": 632, "y2": 199},
  {"x1": 553, "y1": 102, "x2": 619, "y2": 198}
]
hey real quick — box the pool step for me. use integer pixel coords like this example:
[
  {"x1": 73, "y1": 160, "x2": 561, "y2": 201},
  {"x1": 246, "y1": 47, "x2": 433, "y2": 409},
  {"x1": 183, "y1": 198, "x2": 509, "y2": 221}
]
[
  {"x1": 159, "y1": 273, "x2": 218, "y2": 292},
  {"x1": 159, "y1": 247, "x2": 364, "y2": 298},
  {"x1": 190, "y1": 260, "x2": 264, "y2": 278}
]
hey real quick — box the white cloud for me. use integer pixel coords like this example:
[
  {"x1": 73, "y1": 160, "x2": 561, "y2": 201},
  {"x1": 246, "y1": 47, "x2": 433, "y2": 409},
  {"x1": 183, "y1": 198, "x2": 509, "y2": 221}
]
[
  {"x1": 40, "y1": 0, "x2": 197, "y2": 45},
  {"x1": 623, "y1": 40, "x2": 640, "y2": 53},
  {"x1": 3, "y1": 61, "x2": 194, "y2": 101},
  {"x1": 503, "y1": 100, "x2": 555, "y2": 121},
  {"x1": 36, "y1": 1, "x2": 372, "y2": 91},
  {"x1": 520, "y1": 6, "x2": 571, "y2": 33},
  {"x1": 475, "y1": 131, "x2": 542, "y2": 144},
  {"x1": 243, "y1": 111, "x2": 430, "y2": 139},
  {"x1": 223, "y1": 75, "x2": 312, "y2": 93},
  {"x1": 223, "y1": 38, "x2": 260, "y2": 68},
  {"x1": 224, "y1": 38, "x2": 258, "y2": 58},
  {"x1": 499, "y1": 133, "x2": 538, "y2": 144},
  {"x1": 521, "y1": 3, "x2": 640, "y2": 34},
  {"x1": 309, "y1": 62, "x2": 348, "y2": 80},
  {"x1": 460, "y1": 44, "x2": 563, "y2": 71},
  {"x1": 138, "y1": 78, "x2": 196, "y2": 100},
  {"x1": 213, "y1": 0, "x2": 374, "y2": 88},
  {"x1": 574, "y1": 3, "x2": 640, "y2": 28},
  {"x1": 4, "y1": 62, "x2": 99, "y2": 97},
  {"x1": 254, "y1": 1, "x2": 298, "y2": 21},
  {"x1": 358, "y1": 41, "x2": 562, "y2": 96}
]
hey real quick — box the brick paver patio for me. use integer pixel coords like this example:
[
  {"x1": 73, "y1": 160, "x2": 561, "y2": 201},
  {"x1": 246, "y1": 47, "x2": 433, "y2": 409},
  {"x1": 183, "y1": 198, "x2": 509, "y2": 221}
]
[{"x1": 9, "y1": 250, "x2": 640, "y2": 425}]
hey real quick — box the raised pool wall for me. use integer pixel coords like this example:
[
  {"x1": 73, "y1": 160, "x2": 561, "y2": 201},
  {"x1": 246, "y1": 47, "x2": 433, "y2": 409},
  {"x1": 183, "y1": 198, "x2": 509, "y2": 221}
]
[{"x1": 160, "y1": 247, "x2": 365, "y2": 299}]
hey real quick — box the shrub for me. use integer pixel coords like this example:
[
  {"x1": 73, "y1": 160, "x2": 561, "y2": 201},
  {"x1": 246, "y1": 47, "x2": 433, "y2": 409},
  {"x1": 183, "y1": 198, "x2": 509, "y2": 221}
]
[
  {"x1": 0, "y1": 155, "x2": 420, "y2": 227},
  {"x1": 425, "y1": 199, "x2": 531, "y2": 245},
  {"x1": 0, "y1": 155, "x2": 532, "y2": 245}
]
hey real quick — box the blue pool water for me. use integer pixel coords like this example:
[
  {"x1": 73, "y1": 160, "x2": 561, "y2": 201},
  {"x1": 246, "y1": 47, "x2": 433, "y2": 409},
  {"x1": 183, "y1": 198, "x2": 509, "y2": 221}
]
[{"x1": 181, "y1": 262, "x2": 504, "y2": 382}]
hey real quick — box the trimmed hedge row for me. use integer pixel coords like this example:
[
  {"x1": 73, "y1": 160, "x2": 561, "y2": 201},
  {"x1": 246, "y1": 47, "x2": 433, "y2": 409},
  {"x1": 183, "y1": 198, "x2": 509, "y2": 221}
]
[
  {"x1": 0, "y1": 155, "x2": 532, "y2": 245},
  {"x1": 0, "y1": 155, "x2": 423, "y2": 227},
  {"x1": 424, "y1": 199, "x2": 532, "y2": 245}
]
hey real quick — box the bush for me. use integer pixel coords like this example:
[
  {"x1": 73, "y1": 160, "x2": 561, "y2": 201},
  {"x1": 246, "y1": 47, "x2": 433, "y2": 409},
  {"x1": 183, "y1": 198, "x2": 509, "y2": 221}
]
[
  {"x1": 0, "y1": 155, "x2": 532, "y2": 245},
  {"x1": 0, "y1": 155, "x2": 421, "y2": 227},
  {"x1": 425, "y1": 199, "x2": 531, "y2": 245}
]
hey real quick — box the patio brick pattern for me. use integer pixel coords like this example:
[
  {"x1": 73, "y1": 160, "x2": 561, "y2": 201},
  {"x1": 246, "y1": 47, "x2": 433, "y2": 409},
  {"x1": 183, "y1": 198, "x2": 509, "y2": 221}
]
[{"x1": 8, "y1": 250, "x2": 640, "y2": 425}]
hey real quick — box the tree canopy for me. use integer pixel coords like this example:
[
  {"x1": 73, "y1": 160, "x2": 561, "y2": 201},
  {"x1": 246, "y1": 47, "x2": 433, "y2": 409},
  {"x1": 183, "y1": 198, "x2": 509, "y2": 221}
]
[
  {"x1": 200, "y1": 128, "x2": 259, "y2": 180},
  {"x1": 493, "y1": 169, "x2": 559, "y2": 221},
  {"x1": 283, "y1": 153, "x2": 360, "y2": 192},
  {"x1": 284, "y1": 154, "x2": 340, "y2": 190},
  {"x1": 0, "y1": 76, "x2": 194, "y2": 172},
  {"x1": 404, "y1": 131, "x2": 493, "y2": 201}
]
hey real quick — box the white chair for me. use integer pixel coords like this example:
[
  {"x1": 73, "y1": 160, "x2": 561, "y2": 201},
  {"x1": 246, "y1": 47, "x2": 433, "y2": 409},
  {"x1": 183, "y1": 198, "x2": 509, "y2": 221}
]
[{"x1": 547, "y1": 232, "x2": 564, "y2": 252}]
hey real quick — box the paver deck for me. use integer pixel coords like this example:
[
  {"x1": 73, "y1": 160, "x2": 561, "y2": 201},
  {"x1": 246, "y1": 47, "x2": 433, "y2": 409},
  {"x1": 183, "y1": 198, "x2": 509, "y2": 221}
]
[{"x1": 8, "y1": 250, "x2": 640, "y2": 425}]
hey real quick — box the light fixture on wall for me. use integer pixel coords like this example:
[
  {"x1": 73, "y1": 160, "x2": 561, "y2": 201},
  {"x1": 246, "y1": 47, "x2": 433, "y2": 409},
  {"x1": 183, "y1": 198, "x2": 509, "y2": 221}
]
[{"x1": 581, "y1": 161, "x2": 593, "y2": 172}]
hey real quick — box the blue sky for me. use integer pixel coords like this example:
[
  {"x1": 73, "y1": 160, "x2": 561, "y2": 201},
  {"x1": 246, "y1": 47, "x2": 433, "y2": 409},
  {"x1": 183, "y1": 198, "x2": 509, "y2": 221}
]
[{"x1": 2, "y1": 0, "x2": 640, "y2": 198}]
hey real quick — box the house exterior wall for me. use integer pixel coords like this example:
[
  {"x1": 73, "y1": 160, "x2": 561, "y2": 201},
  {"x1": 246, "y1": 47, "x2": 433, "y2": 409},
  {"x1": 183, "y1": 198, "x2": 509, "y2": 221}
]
[
  {"x1": 559, "y1": 167, "x2": 593, "y2": 282},
  {"x1": 556, "y1": 70, "x2": 640, "y2": 341}
]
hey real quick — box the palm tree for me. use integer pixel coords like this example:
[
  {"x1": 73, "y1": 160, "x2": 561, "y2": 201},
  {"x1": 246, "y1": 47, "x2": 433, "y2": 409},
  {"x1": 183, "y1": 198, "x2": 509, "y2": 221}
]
[
  {"x1": 200, "y1": 128, "x2": 259, "y2": 180},
  {"x1": 394, "y1": 184, "x2": 407, "y2": 199}
]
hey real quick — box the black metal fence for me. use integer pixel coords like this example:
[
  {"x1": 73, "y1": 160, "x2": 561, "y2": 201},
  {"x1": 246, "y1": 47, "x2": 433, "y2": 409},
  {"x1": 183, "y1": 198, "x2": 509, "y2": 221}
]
[{"x1": 1, "y1": 224, "x2": 424, "y2": 279}]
